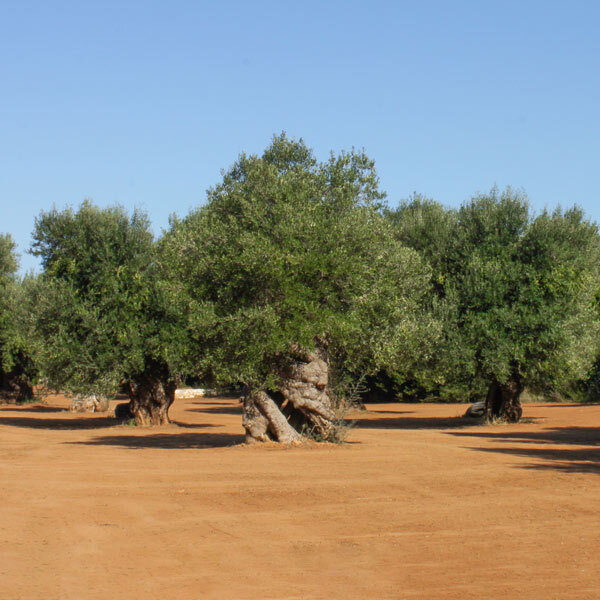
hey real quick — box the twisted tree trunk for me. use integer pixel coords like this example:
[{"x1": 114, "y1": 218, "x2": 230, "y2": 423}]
[
  {"x1": 126, "y1": 362, "x2": 177, "y2": 426},
  {"x1": 242, "y1": 391, "x2": 303, "y2": 443},
  {"x1": 485, "y1": 378, "x2": 524, "y2": 423},
  {"x1": 242, "y1": 347, "x2": 338, "y2": 443}
]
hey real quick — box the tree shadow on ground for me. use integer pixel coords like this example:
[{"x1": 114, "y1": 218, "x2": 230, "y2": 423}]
[
  {"x1": 449, "y1": 427, "x2": 599, "y2": 445},
  {"x1": 0, "y1": 404, "x2": 66, "y2": 413},
  {"x1": 353, "y1": 414, "x2": 479, "y2": 430},
  {"x1": 0, "y1": 415, "x2": 117, "y2": 430},
  {"x1": 447, "y1": 427, "x2": 600, "y2": 474},
  {"x1": 0, "y1": 412, "x2": 225, "y2": 432},
  {"x1": 169, "y1": 420, "x2": 220, "y2": 429},
  {"x1": 530, "y1": 403, "x2": 600, "y2": 408},
  {"x1": 70, "y1": 431, "x2": 245, "y2": 449},
  {"x1": 188, "y1": 406, "x2": 242, "y2": 416}
]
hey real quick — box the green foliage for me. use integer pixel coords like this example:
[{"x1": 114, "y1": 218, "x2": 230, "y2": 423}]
[
  {"x1": 6, "y1": 141, "x2": 595, "y2": 411},
  {"x1": 0, "y1": 235, "x2": 37, "y2": 399},
  {"x1": 385, "y1": 194, "x2": 458, "y2": 296},
  {"x1": 0, "y1": 234, "x2": 19, "y2": 375},
  {"x1": 0, "y1": 234, "x2": 18, "y2": 278},
  {"x1": 163, "y1": 133, "x2": 438, "y2": 392},
  {"x1": 455, "y1": 191, "x2": 600, "y2": 392},
  {"x1": 388, "y1": 188, "x2": 600, "y2": 401},
  {"x1": 383, "y1": 197, "x2": 469, "y2": 400},
  {"x1": 30, "y1": 201, "x2": 187, "y2": 396}
]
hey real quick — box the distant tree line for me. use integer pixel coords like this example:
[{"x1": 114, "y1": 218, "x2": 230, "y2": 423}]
[{"x1": 1, "y1": 134, "x2": 599, "y2": 440}]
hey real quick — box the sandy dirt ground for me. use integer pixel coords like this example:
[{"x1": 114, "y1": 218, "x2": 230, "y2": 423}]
[{"x1": 1, "y1": 395, "x2": 598, "y2": 600}]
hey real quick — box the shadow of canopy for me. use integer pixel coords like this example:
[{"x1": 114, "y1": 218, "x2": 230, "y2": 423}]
[
  {"x1": 0, "y1": 415, "x2": 117, "y2": 430},
  {"x1": 353, "y1": 414, "x2": 480, "y2": 430},
  {"x1": 0, "y1": 405, "x2": 67, "y2": 414},
  {"x1": 448, "y1": 427, "x2": 599, "y2": 446},
  {"x1": 0, "y1": 415, "x2": 221, "y2": 433},
  {"x1": 447, "y1": 427, "x2": 600, "y2": 474},
  {"x1": 69, "y1": 431, "x2": 245, "y2": 450},
  {"x1": 188, "y1": 406, "x2": 243, "y2": 416}
]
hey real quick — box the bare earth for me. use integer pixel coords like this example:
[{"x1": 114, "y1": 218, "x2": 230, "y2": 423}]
[{"x1": 1, "y1": 396, "x2": 598, "y2": 600}]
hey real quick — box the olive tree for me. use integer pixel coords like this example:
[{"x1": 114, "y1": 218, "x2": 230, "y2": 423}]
[
  {"x1": 31, "y1": 201, "x2": 186, "y2": 425},
  {"x1": 0, "y1": 235, "x2": 36, "y2": 402},
  {"x1": 392, "y1": 189, "x2": 600, "y2": 421},
  {"x1": 164, "y1": 134, "x2": 437, "y2": 442}
]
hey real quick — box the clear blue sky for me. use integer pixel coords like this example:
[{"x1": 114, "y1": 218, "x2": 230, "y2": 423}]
[{"x1": 2, "y1": 0, "x2": 599, "y2": 272}]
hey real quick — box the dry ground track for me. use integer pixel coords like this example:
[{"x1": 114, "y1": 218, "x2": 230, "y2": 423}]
[{"x1": 1, "y1": 396, "x2": 598, "y2": 599}]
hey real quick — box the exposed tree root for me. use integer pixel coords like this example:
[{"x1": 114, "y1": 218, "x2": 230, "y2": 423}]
[{"x1": 242, "y1": 348, "x2": 340, "y2": 443}]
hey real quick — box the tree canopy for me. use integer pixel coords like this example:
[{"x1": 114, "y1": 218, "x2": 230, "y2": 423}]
[
  {"x1": 163, "y1": 133, "x2": 437, "y2": 440},
  {"x1": 31, "y1": 201, "x2": 187, "y2": 424},
  {"x1": 389, "y1": 188, "x2": 600, "y2": 420},
  {"x1": 0, "y1": 235, "x2": 36, "y2": 401},
  {"x1": 2, "y1": 135, "x2": 598, "y2": 432}
]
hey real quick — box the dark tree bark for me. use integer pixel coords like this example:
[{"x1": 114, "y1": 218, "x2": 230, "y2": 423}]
[
  {"x1": 485, "y1": 377, "x2": 524, "y2": 423},
  {"x1": 126, "y1": 361, "x2": 177, "y2": 426},
  {"x1": 114, "y1": 401, "x2": 134, "y2": 421},
  {"x1": 0, "y1": 366, "x2": 34, "y2": 404},
  {"x1": 242, "y1": 347, "x2": 338, "y2": 443}
]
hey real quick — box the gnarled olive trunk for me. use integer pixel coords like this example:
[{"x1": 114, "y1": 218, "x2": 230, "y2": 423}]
[
  {"x1": 485, "y1": 378, "x2": 524, "y2": 423},
  {"x1": 126, "y1": 363, "x2": 177, "y2": 426},
  {"x1": 242, "y1": 347, "x2": 337, "y2": 443}
]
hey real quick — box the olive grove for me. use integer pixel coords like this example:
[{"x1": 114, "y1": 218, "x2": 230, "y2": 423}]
[{"x1": 2, "y1": 135, "x2": 598, "y2": 433}]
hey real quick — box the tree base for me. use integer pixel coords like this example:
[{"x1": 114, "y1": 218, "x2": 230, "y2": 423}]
[
  {"x1": 242, "y1": 349, "x2": 339, "y2": 443},
  {"x1": 0, "y1": 372, "x2": 34, "y2": 404},
  {"x1": 485, "y1": 380, "x2": 523, "y2": 423},
  {"x1": 70, "y1": 394, "x2": 110, "y2": 413},
  {"x1": 126, "y1": 367, "x2": 177, "y2": 426},
  {"x1": 465, "y1": 401, "x2": 486, "y2": 418}
]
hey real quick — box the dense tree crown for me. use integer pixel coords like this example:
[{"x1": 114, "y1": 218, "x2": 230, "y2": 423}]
[
  {"x1": 30, "y1": 202, "x2": 186, "y2": 423},
  {"x1": 0, "y1": 235, "x2": 36, "y2": 401},
  {"x1": 388, "y1": 188, "x2": 600, "y2": 418},
  {"x1": 454, "y1": 192, "x2": 599, "y2": 390},
  {"x1": 162, "y1": 134, "x2": 437, "y2": 439},
  {"x1": 164, "y1": 134, "x2": 436, "y2": 391},
  {"x1": 0, "y1": 235, "x2": 18, "y2": 278}
]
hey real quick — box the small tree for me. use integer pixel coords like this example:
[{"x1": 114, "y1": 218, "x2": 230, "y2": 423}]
[
  {"x1": 399, "y1": 189, "x2": 600, "y2": 421},
  {"x1": 0, "y1": 235, "x2": 36, "y2": 402},
  {"x1": 31, "y1": 201, "x2": 187, "y2": 425},
  {"x1": 164, "y1": 134, "x2": 437, "y2": 442}
]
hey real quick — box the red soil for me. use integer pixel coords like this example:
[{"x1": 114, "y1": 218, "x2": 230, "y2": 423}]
[{"x1": 1, "y1": 395, "x2": 598, "y2": 599}]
